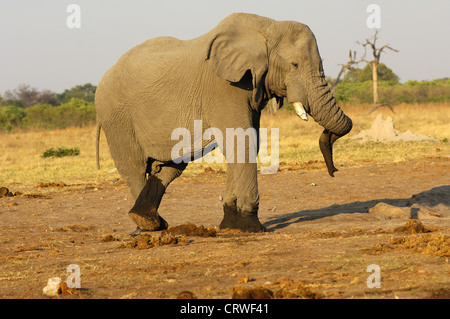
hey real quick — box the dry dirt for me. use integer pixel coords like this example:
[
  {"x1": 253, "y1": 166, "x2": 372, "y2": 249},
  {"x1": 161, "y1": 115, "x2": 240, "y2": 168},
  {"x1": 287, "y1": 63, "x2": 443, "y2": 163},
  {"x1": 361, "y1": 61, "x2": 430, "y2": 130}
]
[{"x1": 1, "y1": 157, "x2": 449, "y2": 299}]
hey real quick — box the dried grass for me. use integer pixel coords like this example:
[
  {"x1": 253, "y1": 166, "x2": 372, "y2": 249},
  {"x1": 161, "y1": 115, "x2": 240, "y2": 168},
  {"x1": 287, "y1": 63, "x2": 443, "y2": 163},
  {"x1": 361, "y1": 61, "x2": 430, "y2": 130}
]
[{"x1": 1, "y1": 103, "x2": 448, "y2": 188}]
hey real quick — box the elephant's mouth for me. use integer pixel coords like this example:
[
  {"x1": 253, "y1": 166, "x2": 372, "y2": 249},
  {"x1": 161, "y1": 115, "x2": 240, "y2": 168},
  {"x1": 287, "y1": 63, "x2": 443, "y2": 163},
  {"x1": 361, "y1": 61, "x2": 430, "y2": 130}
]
[{"x1": 292, "y1": 102, "x2": 308, "y2": 121}]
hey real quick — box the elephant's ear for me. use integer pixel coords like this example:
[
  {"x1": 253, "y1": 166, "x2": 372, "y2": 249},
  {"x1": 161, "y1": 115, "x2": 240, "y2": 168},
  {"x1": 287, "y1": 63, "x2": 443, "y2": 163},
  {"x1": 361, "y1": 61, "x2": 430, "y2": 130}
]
[{"x1": 206, "y1": 28, "x2": 268, "y2": 107}]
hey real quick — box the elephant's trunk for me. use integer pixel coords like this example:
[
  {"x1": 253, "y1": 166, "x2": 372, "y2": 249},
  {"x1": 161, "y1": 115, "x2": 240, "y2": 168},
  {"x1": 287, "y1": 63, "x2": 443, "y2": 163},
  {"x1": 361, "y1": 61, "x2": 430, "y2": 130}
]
[{"x1": 307, "y1": 77, "x2": 353, "y2": 176}]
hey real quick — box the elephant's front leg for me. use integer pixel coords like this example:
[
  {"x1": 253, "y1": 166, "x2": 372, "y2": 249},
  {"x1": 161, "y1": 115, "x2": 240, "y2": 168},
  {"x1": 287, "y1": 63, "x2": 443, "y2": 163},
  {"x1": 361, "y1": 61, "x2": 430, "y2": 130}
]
[{"x1": 220, "y1": 162, "x2": 265, "y2": 232}]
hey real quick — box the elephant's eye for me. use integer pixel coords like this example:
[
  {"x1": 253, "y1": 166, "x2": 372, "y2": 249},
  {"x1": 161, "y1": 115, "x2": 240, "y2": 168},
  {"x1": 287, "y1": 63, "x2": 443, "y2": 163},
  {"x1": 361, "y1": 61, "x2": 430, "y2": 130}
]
[{"x1": 292, "y1": 62, "x2": 299, "y2": 69}]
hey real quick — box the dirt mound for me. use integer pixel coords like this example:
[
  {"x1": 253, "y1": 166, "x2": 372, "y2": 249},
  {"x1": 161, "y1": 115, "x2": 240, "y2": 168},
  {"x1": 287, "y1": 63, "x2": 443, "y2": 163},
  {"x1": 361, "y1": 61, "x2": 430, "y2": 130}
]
[
  {"x1": 369, "y1": 202, "x2": 411, "y2": 219},
  {"x1": 124, "y1": 233, "x2": 189, "y2": 249},
  {"x1": 162, "y1": 223, "x2": 217, "y2": 237},
  {"x1": 353, "y1": 114, "x2": 436, "y2": 142},
  {"x1": 368, "y1": 186, "x2": 449, "y2": 220}
]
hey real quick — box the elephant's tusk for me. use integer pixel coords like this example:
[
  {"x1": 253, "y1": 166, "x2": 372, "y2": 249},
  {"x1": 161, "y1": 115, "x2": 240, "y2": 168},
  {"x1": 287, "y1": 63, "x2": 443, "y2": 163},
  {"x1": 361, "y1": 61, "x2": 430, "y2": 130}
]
[{"x1": 293, "y1": 102, "x2": 308, "y2": 121}]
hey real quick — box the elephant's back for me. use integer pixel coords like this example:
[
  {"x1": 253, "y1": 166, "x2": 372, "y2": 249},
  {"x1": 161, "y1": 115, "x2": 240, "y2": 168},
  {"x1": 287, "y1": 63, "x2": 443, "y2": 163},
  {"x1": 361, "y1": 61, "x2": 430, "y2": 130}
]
[
  {"x1": 135, "y1": 36, "x2": 186, "y2": 53},
  {"x1": 95, "y1": 36, "x2": 188, "y2": 112},
  {"x1": 114, "y1": 36, "x2": 186, "y2": 79}
]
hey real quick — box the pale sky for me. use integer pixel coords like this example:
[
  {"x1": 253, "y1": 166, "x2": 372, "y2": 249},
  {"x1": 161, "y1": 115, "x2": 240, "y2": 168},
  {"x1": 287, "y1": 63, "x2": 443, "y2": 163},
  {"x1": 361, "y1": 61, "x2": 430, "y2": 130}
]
[{"x1": 1, "y1": 0, "x2": 449, "y2": 94}]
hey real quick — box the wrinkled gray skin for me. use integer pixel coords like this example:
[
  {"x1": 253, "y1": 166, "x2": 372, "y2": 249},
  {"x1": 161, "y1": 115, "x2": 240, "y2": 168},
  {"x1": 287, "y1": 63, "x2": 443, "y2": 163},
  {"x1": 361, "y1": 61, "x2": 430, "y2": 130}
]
[{"x1": 95, "y1": 13, "x2": 352, "y2": 233}]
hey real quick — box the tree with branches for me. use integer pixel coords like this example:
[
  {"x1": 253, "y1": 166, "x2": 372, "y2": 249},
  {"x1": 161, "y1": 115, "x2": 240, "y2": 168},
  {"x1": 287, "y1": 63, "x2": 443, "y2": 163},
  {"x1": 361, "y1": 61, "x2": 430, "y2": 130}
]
[
  {"x1": 357, "y1": 30, "x2": 399, "y2": 105},
  {"x1": 331, "y1": 50, "x2": 363, "y2": 93}
]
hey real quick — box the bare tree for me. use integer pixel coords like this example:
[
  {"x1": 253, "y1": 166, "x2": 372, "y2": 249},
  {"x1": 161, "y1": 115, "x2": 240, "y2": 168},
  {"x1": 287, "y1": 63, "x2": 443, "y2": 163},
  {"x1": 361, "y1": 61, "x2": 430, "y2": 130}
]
[
  {"x1": 331, "y1": 50, "x2": 363, "y2": 93},
  {"x1": 358, "y1": 30, "x2": 398, "y2": 104},
  {"x1": 38, "y1": 89, "x2": 58, "y2": 105},
  {"x1": 4, "y1": 84, "x2": 58, "y2": 106},
  {"x1": 4, "y1": 84, "x2": 39, "y2": 107}
]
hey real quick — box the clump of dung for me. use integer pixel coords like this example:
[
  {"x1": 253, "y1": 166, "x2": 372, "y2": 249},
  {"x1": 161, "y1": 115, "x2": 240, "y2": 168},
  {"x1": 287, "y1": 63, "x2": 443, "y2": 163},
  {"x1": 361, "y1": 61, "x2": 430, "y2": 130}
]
[
  {"x1": 162, "y1": 223, "x2": 216, "y2": 237},
  {"x1": 231, "y1": 286, "x2": 274, "y2": 299},
  {"x1": 394, "y1": 219, "x2": 430, "y2": 234},
  {"x1": 231, "y1": 278, "x2": 322, "y2": 299},
  {"x1": 36, "y1": 182, "x2": 67, "y2": 188},
  {"x1": 125, "y1": 233, "x2": 188, "y2": 249},
  {"x1": 0, "y1": 187, "x2": 15, "y2": 198},
  {"x1": 177, "y1": 291, "x2": 197, "y2": 299},
  {"x1": 390, "y1": 233, "x2": 450, "y2": 257}
]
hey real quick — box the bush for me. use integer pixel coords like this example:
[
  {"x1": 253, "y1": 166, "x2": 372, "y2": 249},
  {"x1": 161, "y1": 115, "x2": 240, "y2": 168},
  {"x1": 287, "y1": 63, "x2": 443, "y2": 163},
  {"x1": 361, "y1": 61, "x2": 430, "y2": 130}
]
[
  {"x1": 23, "y1": 98, "x2": 96, "y2": 129},
  {"x1": 42, "y1": 147, "x2": 80, "y2": 158},
  {"x1": 333, "y1": 81, "x2": 373, "y2": 104},
  {"x1": 0, "y1": 105, "x2": 26, "y2": 132}
]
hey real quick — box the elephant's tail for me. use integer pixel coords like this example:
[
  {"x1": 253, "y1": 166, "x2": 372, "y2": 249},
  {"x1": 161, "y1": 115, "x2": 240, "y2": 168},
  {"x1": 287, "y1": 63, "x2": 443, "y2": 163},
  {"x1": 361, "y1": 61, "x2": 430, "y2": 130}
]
[{"x1": 96, "y1": 122, "x2": 102, "y2": 170}]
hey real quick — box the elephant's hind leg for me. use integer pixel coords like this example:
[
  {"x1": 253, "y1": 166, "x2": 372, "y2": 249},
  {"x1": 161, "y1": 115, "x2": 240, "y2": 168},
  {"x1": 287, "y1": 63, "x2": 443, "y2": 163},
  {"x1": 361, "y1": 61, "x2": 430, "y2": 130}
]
[{"x1": 128, "y1": 161, "x2": 186, "y2": 233}]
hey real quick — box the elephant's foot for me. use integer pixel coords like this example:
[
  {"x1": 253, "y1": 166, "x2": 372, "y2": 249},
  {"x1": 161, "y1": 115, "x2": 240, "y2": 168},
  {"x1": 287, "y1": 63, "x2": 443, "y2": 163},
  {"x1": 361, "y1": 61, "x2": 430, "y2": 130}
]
[
  {"x1": 128, "y1": 210, "x2": 168, "y2": 232},
  {"x1": 219, "y1": 204, "x2": 266, "y2": 233}
]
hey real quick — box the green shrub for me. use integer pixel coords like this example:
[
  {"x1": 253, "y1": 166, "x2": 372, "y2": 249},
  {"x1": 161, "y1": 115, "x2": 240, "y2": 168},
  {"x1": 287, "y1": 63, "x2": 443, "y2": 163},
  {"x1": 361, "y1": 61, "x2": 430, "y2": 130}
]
[
  {"x1": 333, "y1": 81, "x2": 373, "y2": 104},
  {"x1": 0, "y1": 105, "x2": 26, "y2": 132},
  {"x1": 23, "y1": 98, "x2": 96, "y2": 129},
  {"x1": 42, "y1": 147, "x2": 80, "y2": 158}
]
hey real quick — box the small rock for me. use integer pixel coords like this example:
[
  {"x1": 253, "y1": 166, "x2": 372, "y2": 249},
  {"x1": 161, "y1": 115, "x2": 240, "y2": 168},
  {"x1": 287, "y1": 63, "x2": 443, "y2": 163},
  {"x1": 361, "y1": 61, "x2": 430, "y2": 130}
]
[{"x1": 43, "y1": 277, "x2": 62, "y2": 297}]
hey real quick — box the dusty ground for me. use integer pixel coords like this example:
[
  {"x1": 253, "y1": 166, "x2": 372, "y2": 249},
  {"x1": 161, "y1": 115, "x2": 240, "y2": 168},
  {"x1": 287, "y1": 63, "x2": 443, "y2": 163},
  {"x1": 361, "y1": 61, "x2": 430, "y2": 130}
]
[{"x1": 0, "y1": 157, "x2": 449, "y2": 299}]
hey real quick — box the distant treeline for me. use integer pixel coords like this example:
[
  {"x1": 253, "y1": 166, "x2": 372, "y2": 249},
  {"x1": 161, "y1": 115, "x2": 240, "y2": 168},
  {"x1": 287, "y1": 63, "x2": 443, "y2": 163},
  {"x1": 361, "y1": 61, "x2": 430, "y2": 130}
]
[
  {"x1": 1, "y1": 77, "x2": 449, "y2": 132},
  {"x1": 328, "y1": 64, "x2": 450, "y2": 104},
  {"x1": 0, "y1": 84, "x2": 96, "y2": 132},
  {"x1": 333, "y1": 78, "x2": 450, "y2": 105},
  {"x1": 0, "y1": 99, "x2": 96, "y2": 132}
]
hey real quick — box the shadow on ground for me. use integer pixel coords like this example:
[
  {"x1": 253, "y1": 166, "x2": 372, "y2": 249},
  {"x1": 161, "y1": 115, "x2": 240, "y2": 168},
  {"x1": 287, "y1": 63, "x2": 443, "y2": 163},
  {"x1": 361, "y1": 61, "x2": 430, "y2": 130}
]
[{"x1": 264, "y1": 185, "x2": 450, "y2": 231}]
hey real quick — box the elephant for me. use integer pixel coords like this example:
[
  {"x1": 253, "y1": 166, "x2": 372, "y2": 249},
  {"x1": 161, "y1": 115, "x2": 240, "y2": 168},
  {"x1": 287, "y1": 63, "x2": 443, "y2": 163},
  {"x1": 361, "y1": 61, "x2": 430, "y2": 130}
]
[{"x1": 95, "y1": 13, "x2": 352, "y2": 234}]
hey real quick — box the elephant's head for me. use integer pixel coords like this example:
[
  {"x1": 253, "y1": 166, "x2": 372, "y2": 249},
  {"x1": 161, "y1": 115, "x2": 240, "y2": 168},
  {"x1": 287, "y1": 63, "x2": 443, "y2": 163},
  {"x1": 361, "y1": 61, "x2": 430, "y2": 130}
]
[{"x1": 206, "y1": 13, "x2": 352, "y2": 176}]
